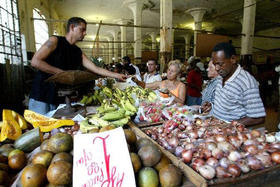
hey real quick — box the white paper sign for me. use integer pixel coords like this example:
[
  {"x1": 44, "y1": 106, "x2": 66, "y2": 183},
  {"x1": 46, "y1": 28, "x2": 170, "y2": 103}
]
[{"x1": 73, "y1": 127, "x2": 136, "y2": 187}]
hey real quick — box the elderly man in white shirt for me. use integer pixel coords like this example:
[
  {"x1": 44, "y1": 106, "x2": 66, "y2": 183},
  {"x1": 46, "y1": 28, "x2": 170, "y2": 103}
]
[{"x1": 143, "y1": 60, "x2": 162, "y2": 83}]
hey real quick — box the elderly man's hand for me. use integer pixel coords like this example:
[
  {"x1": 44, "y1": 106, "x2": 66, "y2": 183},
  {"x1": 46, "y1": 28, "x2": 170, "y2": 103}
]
[{"x1": 201, "y1": 102, "x2": 212, "y2": 113}]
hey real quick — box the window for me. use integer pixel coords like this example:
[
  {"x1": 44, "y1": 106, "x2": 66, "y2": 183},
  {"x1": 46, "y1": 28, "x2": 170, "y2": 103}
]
[
  {"x1": 33, "y1": 8, "x2": 49, "y2": 51},
  {"x1": 0, "y1": 0, "x2": 22, "y2": 64}
]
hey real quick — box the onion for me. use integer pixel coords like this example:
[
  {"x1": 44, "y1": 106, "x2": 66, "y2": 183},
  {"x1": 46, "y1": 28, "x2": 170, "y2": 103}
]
[
  {"x1": 167, "y1": 137, "x2": 179, "y2": 148},
  {"x1": 247, "y1": 156, "x2": 263, "y2": 170},
  {"x1": 205, "y1": 137, "x2": 215, "y2": 143},
  {"x1": 157, "y1": 127, "x2": 164, "y2": 134},
  {"x1": 189, "y1": 130, "x2": 198, "y2": 139},
  {"x1": 244, "y1": 139, "x2": 258, "y2": 146},
  {"x1": 198, "y1": 128, "x2": 206, "y2": 138},
  {"x1": 256, "y1": 152, "x2": 272, "y2": 167},
  {"x1": 244, "y1": 145, "x2": 258, "y2": 155},
  {"x1": 237, "y1": 132, "x2": 248, "y2": 142},
  {"x1": 181, "y1": 149, "x2": 193, "y2": 163},
  {"x1": 198, "y1": 165, "x2": 216, "y2": 179},
  {"x1": 177, "y1": 132, "x2": 188, "y2": 139},
  {"x1": 216, "y1": 166, "x2": 231, "y2": 178},
  {"x1": 178, "y1": 124, "x2": 186, "y2": 131},
  {"x1": 175, "y1": 146, "x2": 184, "y2": 157},
  {"x1": 228, "y1": 164, "x2": 241, "y2": 177},
  {"x1": 185, "y1": 125, "x2": 193, "y2": 131},
  {"x1": 270, "y1": 143, "x2": 280, "y2": 150},
  {"x1": 228, "y1": 151, "x2": 242, "y2": 162},
  {"x1": 215, "y1": 134, "x2": 227, "y2": 142},
  {"x1": 212, "y1": 148, "x2": 224, "y2": 159},
  {"x1": 206, "y1": 157, "x2": 219, "y2": 168},
  {"x1": 206, "y1": 142, "x2": 217, "y2": 151},
  {"x1": 184, "y1": 143, "x2": 195, "y2": 150},
  {"x1": 219, "y1": 157, "x2": 232, "y2": 168},
  {"x1": 228, "y1": 136, "x2": 242, "y2": 148},
  {"x1": 236, "y1": 124, "x2": 245, "y2": 132},
  {"x1": 201, "y1": 148, "x2": 212, "y2": 160},
  {"x1": 265, "y1": 134, "x2": 276, "y2": 143},
  {"x1": 271, "y1": 152, "x2": 280, "y2": 164},
  {"x1": 237, "y1": 160, "x2": 250, "y2": 173},
  {"x1": 218, "y1": 142, "x2": 234, "y2": 153},
  {"x1": 191, "y1": 158, "x2": 205, "y2": 171},
  {"x1": 256, "y1": 135, "x2": 266, "y2": 143},
  {"x1": 251, "y1": 129, "x2": 261, "y2": 138}
]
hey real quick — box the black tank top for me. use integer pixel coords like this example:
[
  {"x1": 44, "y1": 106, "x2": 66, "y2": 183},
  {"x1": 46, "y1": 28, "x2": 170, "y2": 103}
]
[{"x1": 30, "y1": 36, "x2": 83, "y2": 104}]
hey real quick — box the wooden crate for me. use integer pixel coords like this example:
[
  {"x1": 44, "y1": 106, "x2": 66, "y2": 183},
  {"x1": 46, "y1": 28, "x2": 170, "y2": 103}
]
[{"x1": 128, "y1": 121, "x2": 280, "y2": 187}]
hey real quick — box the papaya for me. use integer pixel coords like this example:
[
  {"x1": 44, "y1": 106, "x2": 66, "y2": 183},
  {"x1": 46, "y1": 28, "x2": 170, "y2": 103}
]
[
  {"x1": 0, "y1": 109, "x2": 22, "y2": 141},
  {"x1": 0, "y1": 144, "x2": 14, "y2": 157},
  {"x1": 23, "y1": 110, "x2": 74, "y2": 132},
  {"x1": 47, "y1": 133, "x2": 73, "y2": 153},
  {"x1": 12, "y1": 111, "x2": 28, "y2": 130},
  {"x1": 47, "y1": 161, "x2": 72, "y2": 185},
  {"x1": 0, "y1": 163, "x2": 9, "y2": 172},
  {"x1": 21, "y1": 164, "x2": 47, "y2": 187},
  {"x1": 14, "y1": 128, "x2": 43, "y2": 152},
  {"x1": 124, "y1": 129, "x2": 137, "y2": 145}
]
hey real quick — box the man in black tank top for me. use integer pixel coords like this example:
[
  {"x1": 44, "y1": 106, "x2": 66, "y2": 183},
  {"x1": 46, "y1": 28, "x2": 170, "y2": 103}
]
[{"x1": 29, "y1": 17, "x2": 127, "y2": 115}]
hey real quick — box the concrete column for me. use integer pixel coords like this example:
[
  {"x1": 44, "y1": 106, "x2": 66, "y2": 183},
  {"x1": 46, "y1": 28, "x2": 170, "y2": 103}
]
[
  {"x1": 150, "y1": 32, "x2": 157, "y2": 51},
  {"x1": 124, "y1": 0, "x2": 144, "y2": 64},
  {"x1": 106, "y1": 37, "x2": 113, "y2": 63},
  {"x1": 160, "y1": 0, "x2": 173, "y2": 73},
  {"x1": 186, "y1": 8, "x2": 207, "y2": 57},
  {"x1": 241, "y1": 0, "x2": 256, "y2": 55},
  {"x1": 171, "y1": 29, "x2": 175, "y2": 60},
  {"x1": 117, "y1": 19, "x2": 128, "y2": 58},
  {"x1": 110, "y1": 30, "x2": 119, "y2": 61},
  {"x1": 184, "y1": 34, "x2": 192, "y2": 60}
]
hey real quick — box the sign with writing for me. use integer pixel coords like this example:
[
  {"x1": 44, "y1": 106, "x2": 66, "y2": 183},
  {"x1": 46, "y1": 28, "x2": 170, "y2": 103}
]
[{"x1": 73, "y1": 127, "x2": 136, "y2": 187}]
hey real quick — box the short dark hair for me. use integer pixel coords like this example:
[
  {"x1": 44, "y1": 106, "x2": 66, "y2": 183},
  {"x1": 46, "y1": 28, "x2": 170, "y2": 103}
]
[
  {"x1": 67, "y1": 17, "x2": 87, "y2": 33},
  {"x1": 212, "y1": 42, "x2": 236, "y2": 59},
  {"x1": 122, "y1": 56, "x2": 131, "y2": 64}
]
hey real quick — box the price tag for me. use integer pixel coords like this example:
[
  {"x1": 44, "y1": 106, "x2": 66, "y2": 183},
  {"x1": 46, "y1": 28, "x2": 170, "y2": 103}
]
[{"x1": 73, "y1": 127, "x2": 136, "y2": 187}]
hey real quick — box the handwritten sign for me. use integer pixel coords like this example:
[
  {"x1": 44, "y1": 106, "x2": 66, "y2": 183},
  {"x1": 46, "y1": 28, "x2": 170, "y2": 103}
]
[{"x1": 73, "y1": 127, "x2": 136, "y2": 187}]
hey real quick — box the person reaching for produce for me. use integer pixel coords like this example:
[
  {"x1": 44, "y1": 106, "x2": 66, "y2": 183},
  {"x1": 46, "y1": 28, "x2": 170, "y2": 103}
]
[
  {"x1": 201, "y1": 42, "x2": 266, "y2": 126},
  {"x1": 29, "y1": 17, "x2": 127, "y2": 115},
  {"x1": 133, "y1": 60, "x2": 186, "y2": 104}
]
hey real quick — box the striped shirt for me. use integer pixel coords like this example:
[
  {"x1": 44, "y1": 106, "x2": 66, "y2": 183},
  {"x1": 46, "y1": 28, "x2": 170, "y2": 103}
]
[
  {"x1": 201, "y1": 77, "x2": 219, "y2": 104},
  {"x1": 212, "y1": 65, "x2": 266, "y2": 122}
]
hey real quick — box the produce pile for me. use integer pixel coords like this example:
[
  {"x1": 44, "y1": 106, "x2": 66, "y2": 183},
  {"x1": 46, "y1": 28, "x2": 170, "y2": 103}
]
[
  {"x1": 80, "y1": 86, "x2": 158, "y2": 131},
  {"x1": 144, "y1": 117, "x2": 280, "y2": 180},
  {"x1": 125, "y1": 129, "x2": 183, "y2": 187},
  {"x1": 136, "y1": 101, "x2": 166, "y2": 123}
]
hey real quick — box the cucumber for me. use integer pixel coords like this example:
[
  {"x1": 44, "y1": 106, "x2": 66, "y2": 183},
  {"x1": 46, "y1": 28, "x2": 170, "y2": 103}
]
[{"x1": 14, "y1": 128, "x2": 42, "y2": 152}]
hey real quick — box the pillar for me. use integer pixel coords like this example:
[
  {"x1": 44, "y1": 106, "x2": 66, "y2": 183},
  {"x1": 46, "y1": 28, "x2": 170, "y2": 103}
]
[
  {"x1": 240, "y1": 0, "x2": 256, "y2": 71},
  {"x1": 124, "y1": 0, "x2": 144, "y2": 64},
  {"x1": 109, "y1": 30, "x2": 119, "y2": 62},
  {"x1": 184, "y1": 33, "x2": 192, "y2": 60},
  {"x1": 117, "y1": 19, "x2": 128, "y2": 58},
  {"x1": 186, "y1": 7, "x2": 207, "y2": 57},
  {"x1": 106, "y1": 37, "x2": 113, "y2": 63},
  {"x1": 160, "y1": 0, "x2": 173, "y2": 73},
  {"x1": 150, "y1": 32, "x2": 157, "y2": 51}
]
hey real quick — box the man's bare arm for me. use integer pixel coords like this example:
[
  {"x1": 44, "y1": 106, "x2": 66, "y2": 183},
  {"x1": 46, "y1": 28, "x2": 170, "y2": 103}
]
[
  {"x1": 82, "y1": 53, "x2": 127, "y2": 81},
  {"x1": 31, "y1": 36, "x2": 64, "y2": 74},
  {"x1": 238, "y1": 116, "x2": 265, "y2": 127}
]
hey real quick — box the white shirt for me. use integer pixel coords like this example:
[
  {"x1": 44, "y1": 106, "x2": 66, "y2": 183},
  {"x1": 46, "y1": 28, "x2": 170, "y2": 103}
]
[
  {"x1": 131, "y1": 64, "x2": 141, "y2": 81},
  {"x1": 143, "y1": 72, "x2": 162, "y2": 83}
]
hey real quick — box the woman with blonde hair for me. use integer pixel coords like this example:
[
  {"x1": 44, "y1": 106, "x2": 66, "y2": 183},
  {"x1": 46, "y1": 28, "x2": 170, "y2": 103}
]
[{"x1": 134, "y1": 60, "x2": 186, "y2": 104}]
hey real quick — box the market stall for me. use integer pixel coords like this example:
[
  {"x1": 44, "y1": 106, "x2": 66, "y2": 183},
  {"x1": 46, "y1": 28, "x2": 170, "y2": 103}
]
[{"x1": 1, "y1": 82, "x2": 280, "y2": 187}]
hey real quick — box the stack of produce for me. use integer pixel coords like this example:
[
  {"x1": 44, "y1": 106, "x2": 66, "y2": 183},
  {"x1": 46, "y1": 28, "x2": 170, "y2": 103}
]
[
  {"x1": 20, "y1": 133, "x2": 73, "y2": 186},
  {"x1": 144, "y1": 117, "x2": 280, "y2": 180},
  {"x1": 124, "y1": 129, "x2": 183, "y2": 187},
  {"x1": 137, "y1": 101, "x2": 167, "y2": 123}
]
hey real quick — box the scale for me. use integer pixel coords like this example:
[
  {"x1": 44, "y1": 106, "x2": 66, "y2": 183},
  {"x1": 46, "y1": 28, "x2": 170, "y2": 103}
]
[{"x1": 46, "y1": 70, "x2": 98, "y2": 118}]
